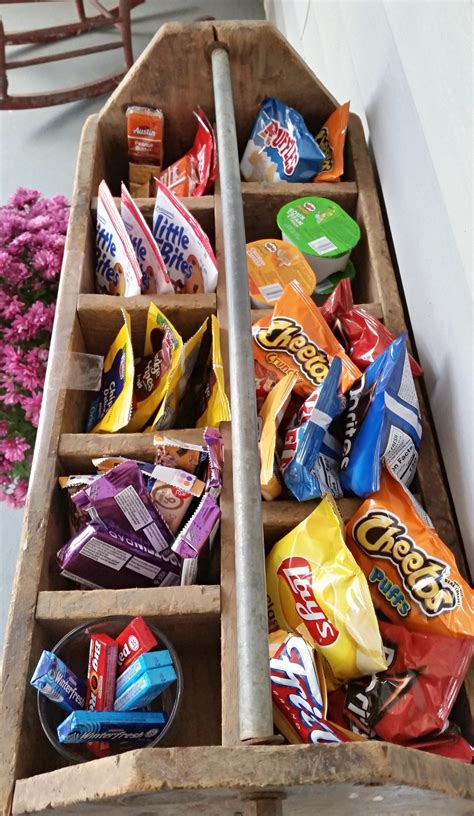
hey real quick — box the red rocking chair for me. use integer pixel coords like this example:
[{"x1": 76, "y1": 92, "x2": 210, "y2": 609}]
[{"x1": 0, "y1": 0, "x2": 144, "y2": 109}]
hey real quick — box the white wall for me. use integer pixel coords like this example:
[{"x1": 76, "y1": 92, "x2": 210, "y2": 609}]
[{"x1": 266, "y1": 0, "x2": 473, "y2": 568}]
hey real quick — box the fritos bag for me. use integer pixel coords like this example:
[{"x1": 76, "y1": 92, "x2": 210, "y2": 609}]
[
  {"x1": 153, "y1": 180, "x2": 218, "y2": 293},
  {"x1": 266, "y1": 495, "x2": 387, "y2": 687},
  {"x1": 269, "y1": 631, "x2": 355, "y2": 745},
  {"x1": 346, "y1": 465, "x2": 474, "y2": 639},
  {"x1": 125, "y1": 303, "x2": 182, "y2": 433},
  {"x1": 321, "y1": 279, "x2": 423, "y2": 376},
  {"x1": 120, "y1": 183, "x2": 173, "y2": 294},
  {"x1": 87, "y1": 309, "x2": 134, "y2": 433},
  {"x1": 96, "y1": 181, "x2": 142, "y2": 296},
  {"x1": 329, "y1": 621, "x2": 472, "y2": 744},
  {"x1": 259, "y1": 372, "x2": 297, "y2": 500},
  {"x1": 313, "y1": 102, "x2": 350, "y2": 182},
  {"x1": 253, "y1": 280, "x2": 361, "y2": 398},
  {"x1": 340, "y1": 333, "x2": 421, "y2": 497}
]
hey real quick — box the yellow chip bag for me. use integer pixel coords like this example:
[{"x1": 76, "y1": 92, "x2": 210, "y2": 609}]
[
  {"x1": 259, "y1": 372, "x2": 296, "y2": 500},
  {"x1": 87, "y1": 309, "x2": 134, "y2": 433},
  {"x1": 125, "y1": 303, "x2": 183, "y2": 432},
  {"x1": 196, "y1": 315, "x2": 230, "y2": 427},
  {"x1": 150, "y1": 319, "x2": 208, "y2": 431},
  {"x1": 266, "y1": 494, "x2": 387, "y2": 688}
]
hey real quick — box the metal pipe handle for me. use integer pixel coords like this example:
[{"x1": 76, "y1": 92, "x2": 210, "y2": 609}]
[{"x1": 211, "y1": 44, "x2": 274, "y2": 743}]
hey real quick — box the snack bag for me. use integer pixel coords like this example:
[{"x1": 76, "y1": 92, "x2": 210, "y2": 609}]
[
  {"x1": 280, "y1": 356, "x2": 344, "y2": 500},
  {"x1": 330, "y1": 621, "x2": 472, "y2": 744},
  {"x1": 186, "y1": 315, "x2": 230, "y2": 428},
  {"x1": 410, "y1": 727, "x2": 473, "y2": 763},
  {"x1": 149, "y1": 464, "x2": 205, "y2": 534},
  {"x1": 127, "y1": 106, "x2": 163, "y2": 166},
  {"x1": 346, "y1": 465, "x2": 474, "y2": 639},
  {"x1": 59, "y1": 475, "x2": 98, "y2": 535},
  {"x1": 150, "y1": 319, "x2": 208, "y2": 431},
  {"x1": 253, "y1": 280, "x2": 361, "y2": 398},
  {"x1": 153, "y1": 180, "x2": 218, "y2": 293},
  {"x1": 120, "y1": 183, "x2": 173, "y2": 295},
  {"x1": 241, "y1": 98, "x2": 324, "y2": 183},
  {"x1": 313, "y1": 102, "x2": 350, "y2": 182},
  {"x1": 246, "y1": 239, "x2": 316, "y2": 309},
  {"x1": 266, "y1": 495, "x2": 387, "y2": 687},
  {"x1": 159, "y1": 108, "x2": 214, "y2": 198},
  {"x1": 154, "y1": 435, "x2": 206, "y2": 474},
  {"x1": 259, "y1": 372, "x2": 297, "y2": 500},
  {"x1": 320, "y1": 279, "x2": 423, "y2": 376},
  {"x1": 269, "y1": 631, "x2": 354, "y2": 745},
  {"x1": 125, "y1": 304, "x2": 183, "y2": 433},
  {"x1": 340, "y1": 333, "x2": 421, "y2": 496},
  {"x1": 96, "y1": 181, "x2": 142, "y2": 296},
  {"x1": 87, "y1": 309, "x2": 134, "y2": 433}
]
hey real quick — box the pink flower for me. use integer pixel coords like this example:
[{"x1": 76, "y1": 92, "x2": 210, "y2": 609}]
[
  {"x1": 22, "y1": 392, "x2": 43, "y2": 427},
  {"x1": 0, "y1": 421, "x2": 8, "y2": 437},
  {"x1": 0, "y1": 436, "x2": 30, "y2": 462}
]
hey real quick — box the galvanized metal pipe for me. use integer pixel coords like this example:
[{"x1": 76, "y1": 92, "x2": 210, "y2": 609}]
[{"x1": 211, "y1": 44, "x2": 274, "y2": 743}]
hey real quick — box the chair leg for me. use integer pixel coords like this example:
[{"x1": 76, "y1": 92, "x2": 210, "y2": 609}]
[
  {"x1": 75, "y1": 0, "x2": 87, "y2": 22},
  {"x1": 119, "y1": 0, "x2": 133, "y2": 69},
  {"x1": 0, "y1": 17, "x2": 9, "y2": 102}
]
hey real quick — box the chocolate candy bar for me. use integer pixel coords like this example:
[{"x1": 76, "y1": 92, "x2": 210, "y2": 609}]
[
  {"x1": 115, "y1": 650, "x2": 173, "y2": 697},
  {"x1": 116, "y1": 616, "x2": 158, "y2": 675},
  {"x1": 31, "y1": 651, "x2": 86, "y2": 713},
  {"x1": 57, "y1": 710, "x2": 167, "y2": 743},
  {"x1": 114, "y1": 665, "x2": 177, "y2": 711},
  {"x1": 57, "y1": 523, "x2": 181, "y2": 590},
  {"x1": 72, "y1": 460, "x2": 173, "y2": 555}
]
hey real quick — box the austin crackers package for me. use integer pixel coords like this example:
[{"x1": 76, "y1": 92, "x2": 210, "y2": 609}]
[
  {"x1": 116, "y1": 617, "x2": 158, "y2": 676},
  {"x1": 152, "y1": 181, "x2": 218, "y2": 293},
  {"x1": 240, "y1": 98, "x2": 324, "y2": 183},
  {"x1": 346, "y1": 466, "x2": 474, "y2": 639}
]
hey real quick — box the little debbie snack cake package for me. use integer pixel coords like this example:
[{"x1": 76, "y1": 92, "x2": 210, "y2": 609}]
[
  {"x1": 96, "y1": 181, "x2": 142, "y2": 296},
  {"x1": 120, "y1": 183, "x2": 173, "y2": 295}
]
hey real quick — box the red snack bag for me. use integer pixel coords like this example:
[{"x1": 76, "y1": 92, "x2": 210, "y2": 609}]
[
  {"x1": 321, "y1": 279, "x2": 423, "y2": 376},
  {"x1": 86, "y1": 634, "x2": 118, "y2": 756},
  {"x1": 329, "y1": 621, "x2": 472, "y2": 744},
  {"x1": 411, "y1": 727, "x2": 473, "y2": 763},
  {"x1": 160, "y1": 108, "x2": 214, "y2": 198},
  {"x1": 116, "y1": 617, "x2": 158, "y2": 675}
]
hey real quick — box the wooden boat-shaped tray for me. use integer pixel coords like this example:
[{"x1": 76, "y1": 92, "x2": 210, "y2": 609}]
[{"x1": 1, "y1": 21, "x2": 472, "y2": 816}]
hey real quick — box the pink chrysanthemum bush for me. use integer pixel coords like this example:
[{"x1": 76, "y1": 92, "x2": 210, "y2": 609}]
[{"x1": 0, "y1": 188, "x2": 69, "y2": 507}]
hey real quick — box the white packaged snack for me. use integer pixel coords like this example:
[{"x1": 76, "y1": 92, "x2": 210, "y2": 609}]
[
  {"x1": 96, "y1": 180, "x2": 142, "y2": 296},
  {"x1": 152, "y1": 180, "x2": 218, "y2": 293},
  {"x1": 120, "y1": 183, "x2": 173, "y2": 295}
]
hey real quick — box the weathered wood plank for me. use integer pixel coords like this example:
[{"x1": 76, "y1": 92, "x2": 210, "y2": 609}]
[
  {"x1": 262, "y1": 498, "x2": 361, "y2": 547},
  {"x1": 58, "y1": 429, "x2": 204, "y2": 471}
]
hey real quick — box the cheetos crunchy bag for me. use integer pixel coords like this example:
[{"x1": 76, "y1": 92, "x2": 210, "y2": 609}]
[
  {"x1": 266, "y1": 494, "x2": 387, "y2": 688},
  {"x1": 346, "y1": 465, "x2": 474, "y2": 639},
  {"x1": 253, "y1": 280, "x2": 360, "y2": 399}
]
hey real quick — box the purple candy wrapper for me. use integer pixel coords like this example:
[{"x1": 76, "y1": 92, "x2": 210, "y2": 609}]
[
  {"x1": 172, "y1": 428, "x2": 223, "y2": 560},
  {"x1": 57, "y1": 523, "x2": 181, "y2": 590},
  {"x1": 73, "y1": 461, "x2": 173, "y2": 555}
]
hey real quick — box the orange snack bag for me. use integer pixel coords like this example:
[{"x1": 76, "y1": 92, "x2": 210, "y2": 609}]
[
  {"x1": 127, "y1": 106, "x2": 164, "y2": 166},
  {"x1": 313, "y1": 102, "x2": 350, "y2": 183},
  {"x1": 253, "y1": 280, "x2": 361, "y2": 397},
  {"x1": 346, "y1": 465, "x2": 474, "y2": 639},
  {"x1": 159, "y1": 154, "x2": 197, "y2": 197}
]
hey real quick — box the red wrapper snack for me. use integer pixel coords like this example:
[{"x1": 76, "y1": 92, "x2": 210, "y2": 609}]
[
  {"x1": 116, "y1": 617, "x2": 158, "y2": 675},
  {"x1": 411, "y1": 727, "x2": 473, "y2": 763},
  {"x1": 328, "y1": 621, "x2": 472, "y2": 744},
  {"x1": 86, "y1": 634, "x2": 118, "y2": 756},
  {"x1": 159, "y1": 108, "x2": 214, "y2": 198},
  {"x1": 346, "y1": 466, "x2": 474, "y2": 640},
  {"x1": 320, "y1": 279, "x2": 423, "y2": 376},
  {"x1": 253, "y1": 280, "x2": 361, "y2": 398},
  {"x1": 269, "y1": 631, "x2": 356, "y2": 745}
]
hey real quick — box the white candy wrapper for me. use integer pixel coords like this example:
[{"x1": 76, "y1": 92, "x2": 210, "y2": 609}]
[
  {"x1": 120, "y1": 183, "x2": 173, "y2": 295},
  {"x1": 96, "y1": 180, "x2": 142, "y2": 296},
  {"x1": 152, "y1": 180, "x2": 218, "y2": 293}
]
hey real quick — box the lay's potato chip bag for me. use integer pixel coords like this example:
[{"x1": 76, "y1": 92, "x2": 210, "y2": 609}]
[
  {"x1": 87, "y1": 309, "x2": 134, "y2": 433},
  {"x1": 346, "y1": 465, "x2": 474, "y2": 640},
  {"x1": 259, "y1": 372, "x2": 297, "y2": 500},
  {"x1": 125, "y1": 304, "x2": 182, "y2": 432},
  {"x1": 266, "y1": 494, "x2": 387, "y2": 688},
  {"x1": 253, "y1": 280, "x2": 360, "y2": 399}
]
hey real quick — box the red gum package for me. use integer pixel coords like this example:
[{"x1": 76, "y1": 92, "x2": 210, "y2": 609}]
[
  {"x1": 328, "y1": 621, "x2": 472, "y2": 744},
  {"x1": 86, "y1": 634, "x2": 118, "y2": 756},
  {"x1": 116, "y1": 617, "x2": 158, "y2": 675},
  {"x1": 320, "y1": 279, "x2": 423, "y2": 377}
]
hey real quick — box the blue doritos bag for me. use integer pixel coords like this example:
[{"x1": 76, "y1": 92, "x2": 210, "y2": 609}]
[
  {"x1": 240, "y1": 98, "x2": 324, "y2": 183},
  {"x1": 281, "y1": 357, "x2": 344, "y2": 500},
  {"x1": 340, "y1": 333, "x2": 421, "y2": 497}
]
